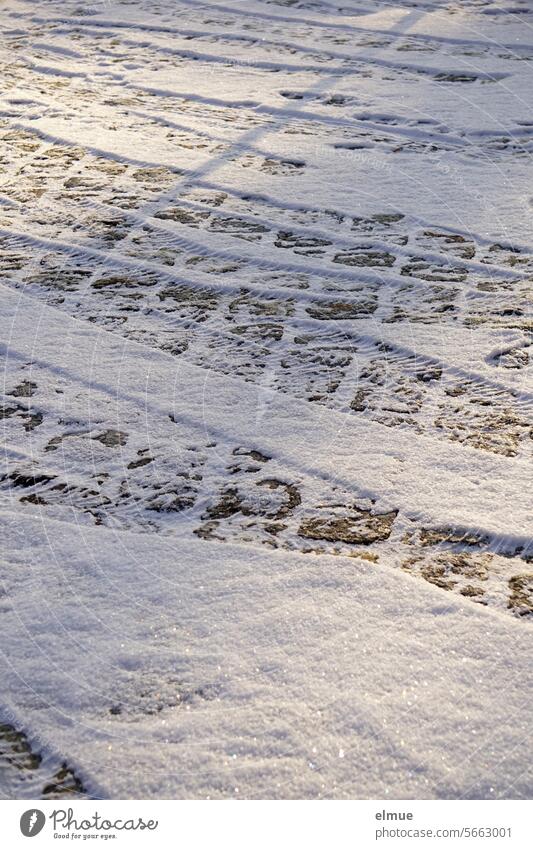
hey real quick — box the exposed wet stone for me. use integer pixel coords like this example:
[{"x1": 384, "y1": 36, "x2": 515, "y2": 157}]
[
  {"x1": 155, "y1": 206, "x2": 211, "y2": 226},
  {"x1": 493, "y1": 346, "x2": 530, "y2": 369},
  {"x1": 275, "y1": 231, "x2": 332, "y2": 254},
  {"x1": 232, "y1": 447, "x2": 271, "y2": 463},
  {"x1": 333, "y1": 250, "x2": 395, "y2": 267},
  {"x1": 448, "y1": 553, "x2": 490, "y2": 580},
  {"x1": 0, "y1": 21, "x2": 530, "y2": 635},
  {"x1": 261, "y1": 158, "x2": 305, "y2": 175},
  {"x1": 146, "y1": 490, "x2": 196, "y2": 513},
  {"x1": 230, "y1": 323, "x2": 284, "y2": 342},
  {"x1": 401, "y1": 257, "x2": 467, "y2": 282},
  {"x1": 460, "y1": 585, "x2": 485, "y2": 597},
  {"x1": 0, "y1": 405, "x2": 19, "y2": 420},
  {"x1": 0, "y1": 251, "x2": 27, "y2": 272},
  {"x1": 8, "y1": 471, "x2": 55, "y2": 488},
  {"x1": 434, "y1": 72, "x2": 478, "y2": 82},
  {"x1": 418, "y1": 231, "x2": 476, "y2": 260},
  {"x1": 256, "y1": 479, "x2": 302, "y2": 518},
  {"x1": 444, "y1": 384, "x2": 468, "y2": 397},
  {"x1": 351, "y1": 213, "x2": 404, "y2": 234},
  {"x1": 404, "y1": 551, "x2": 491, "y2": 596},
  {"x1": 109, "y1": 671, "x2": 217, "y2": 718},
  {"x1": 0, "y1": 724, "x2": 42, "y2": 772},
  {"x1": 416, "y1": 365, "x2": 442, "y2": 382},
  {"x1": 434, "y1": 402, "x2": 529, "y2": 457},
  {"x1": 131, "y1": 166, "x2": 174, "y2": 184},
  {"x1": 206, "y1": 488, "x2": 243, "y2": 520},
  {"x1": 264, "y1": 522, "x2": 287, "y2": 536},
  {"x1": 209, "y1": 216, "x2": 269, "y2": 238},
  {"x1": 127, "y1": 456, "x2": 154, "y2": 469},
  {"x1": 92, "y1": 429, "x2": 128, "y2": 447},
  {"x1": 372, "y1": 214, "x2": 404, "y2": 225},
  {"x1": 42, "y1": 764, "x2": 86, "y2": 798},
  {"x1": 228, "y1": 461, "x2": 262, "y2": 474},
  {"x1": 419, "y1": 527, "x2": 489, "y2": 547},
  {"x1": 349, "y1": 357, "x2": 426, "y2": 422},
  {"x1": 280, "y1": 90, "x2": 305, "y2": 100},
  {"x1": 185, "y1": 189, "x2": 227, "y2": 207},
  {"x1": 92, "y1": 274, "x2": 156, "y2": 290},
  {"x1": 206, "y1": 478, "x2": 301, "y2": 522},
  {"x1": 20, "y1": 493, "x2": 48, "y2": 505},
  {"x1": 420, "y1": 563, "x2": 456, "y2": 590},
  {"x1": 350, "y1": 389, "x2": 368, "y2": 412},
  {"x1": 385, "y1": 283, "x2": 458, "y2": 323},
  {"x1": 158, "y1": 286, "x2": 220, "y2": 317},
  {"x1": 228, "y1": 293, "x2": 294, "y2": 319},
  {"x1": 9, "y1": 380, "x2": 37, "y2": 398},
  {"x1": 63, "y1": 175, "x2": 106, "y2": 190},
  {"x1": 194, "y1": 520, "x2": 225, "y2": 541},
  {"x1": 23, "y1": 411, "x2": 43, "y2": 432},
  {"x1": 306, "y1": 300, "x2": 377, "y2": 320}
]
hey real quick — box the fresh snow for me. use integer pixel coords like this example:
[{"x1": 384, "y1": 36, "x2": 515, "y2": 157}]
[{"x1": 1, "y1": 512, "x2": 532, "y2": 800}]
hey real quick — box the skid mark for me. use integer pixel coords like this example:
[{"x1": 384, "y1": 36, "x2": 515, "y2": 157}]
[
  {"x1": 0, "y1": 722, "x2": 88, "y2": 800},
  {"x1": 0, "y1": 0, "x2": 531, "y2": 653}
]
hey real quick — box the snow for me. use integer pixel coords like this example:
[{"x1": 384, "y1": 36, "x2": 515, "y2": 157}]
[
  {"x1": 1, "y1": 511, "x2": 532, "y2": 799},
  {"x1": 1, "y1": 288, "x2": 531, "y2": 542},
  {"x1": 0, "y1": 0, "x2": 531, "y2": 799}
]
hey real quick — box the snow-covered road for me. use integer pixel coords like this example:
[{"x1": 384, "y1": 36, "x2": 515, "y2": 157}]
[{"x1": 0, "y1": 0, "x2": 531, "y2": 799}]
